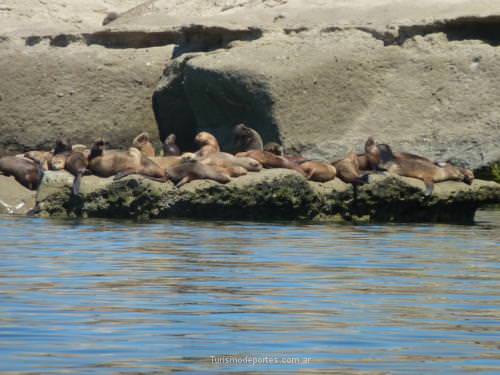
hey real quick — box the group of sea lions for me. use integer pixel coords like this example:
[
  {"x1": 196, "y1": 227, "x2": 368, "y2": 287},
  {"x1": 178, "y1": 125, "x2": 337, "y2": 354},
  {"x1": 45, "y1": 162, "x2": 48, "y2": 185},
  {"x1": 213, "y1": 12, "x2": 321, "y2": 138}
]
[{"x1": 0, "y1": 123, "x2": 474, "y2": 197}]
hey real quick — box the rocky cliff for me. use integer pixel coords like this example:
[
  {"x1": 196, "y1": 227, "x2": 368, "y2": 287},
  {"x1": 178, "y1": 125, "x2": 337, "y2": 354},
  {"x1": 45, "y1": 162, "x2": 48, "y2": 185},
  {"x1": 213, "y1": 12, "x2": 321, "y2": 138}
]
[{"x1": 1, "y1": 1, "x2": 500, "y2": 174}]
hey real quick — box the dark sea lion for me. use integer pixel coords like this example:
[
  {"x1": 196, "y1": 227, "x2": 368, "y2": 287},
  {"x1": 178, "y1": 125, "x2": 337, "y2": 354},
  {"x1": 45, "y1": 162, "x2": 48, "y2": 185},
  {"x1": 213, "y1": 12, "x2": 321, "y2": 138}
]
[
  {"x1": 166, "y1": 158, "x2": 231, "y2": 187},
  {"x1": 0, "y1": 156, "x2": 44, "y2": 190},
  {"x1": 65, "y1": 151, "x2": 89, "y2": 195},
  {"x1": 163, "y1": 134, "x2": 181, "y2": 156},
  {"x1": 300, "y1": 161, "x2": 337, "y2": 182},
  {"x1": 377, "y1": 144, "x2": 474, "y2": 195},
  {"x1": 333, "y1": 152, "x2": 367, "y2": 185},
  {"x1": 88, "y1": 139, "x2": 167, "y2": 182},
  {"x1": 133, "y1": 132, "x2": 156, "y2": 158},
  {"x1": 194, "y1": 132, "x2": 220, "y2": 157},
  {"x1": 233, "y1": 123, "x2": 264, "y2": 152},
  {"x1": 24, "y1": 151, "x2": 52, "y2": 171},
  {"x1": 236, "y1": 150, "x2": 306, "y2": 176},
  {"x1": 364, "y1": 137, "x2": 381, "y2": 171}
]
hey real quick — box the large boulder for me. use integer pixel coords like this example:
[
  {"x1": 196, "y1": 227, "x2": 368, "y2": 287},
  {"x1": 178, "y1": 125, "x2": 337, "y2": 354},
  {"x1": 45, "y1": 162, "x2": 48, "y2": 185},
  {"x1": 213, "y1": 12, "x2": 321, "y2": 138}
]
[
  {"x1": 35, "y1": 170, "x2": 500, "y2": 223},
  {"x1": 154, "y1": 27, "x2": 500, "y2": 168}
]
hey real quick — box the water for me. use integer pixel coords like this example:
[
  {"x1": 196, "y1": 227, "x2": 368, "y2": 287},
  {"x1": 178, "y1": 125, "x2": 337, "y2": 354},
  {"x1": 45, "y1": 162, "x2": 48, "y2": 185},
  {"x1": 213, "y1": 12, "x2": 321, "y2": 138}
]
[{"x1": 0, "y1": 210, "x2": 499, "y2": 374}]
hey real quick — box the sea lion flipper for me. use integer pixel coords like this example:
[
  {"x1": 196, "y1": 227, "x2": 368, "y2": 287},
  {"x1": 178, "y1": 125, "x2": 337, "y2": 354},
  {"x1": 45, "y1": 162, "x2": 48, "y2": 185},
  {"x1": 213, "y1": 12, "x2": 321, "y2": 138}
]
[
  {"x1": 72, "y1": 173, "x2": 82, "y2": 195},
  {"x1": 176, "y1": 176, "x2": 190, "y2": 188},
  {"x1": 113, "y1": 170, "x2": 135, "y2": 181},
  {"x1": 423, "y1": 180, "x2": 434, "y2": 196}
]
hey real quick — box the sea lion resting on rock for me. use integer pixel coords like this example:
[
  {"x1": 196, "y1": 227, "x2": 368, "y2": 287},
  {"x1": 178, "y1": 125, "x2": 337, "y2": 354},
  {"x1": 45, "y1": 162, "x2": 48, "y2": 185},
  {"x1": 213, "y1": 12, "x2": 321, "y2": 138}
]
[
  {"x1": 194, "y1": 132, "x2": 220, "y2": 157},
  {"x1": 133, "y1": 132, "x2": 155, "y2": 158},
  {"x1": 300, "y1": 161, "x2": 337, "y2": 182},
  {"x1": 166, "y1": 156, "x2": 231, "y2": 187},
  {"x1": 88, "y1": 139, "x2": 167, "y2": 182},
  {"x1": 333, "y1": 152, "x2": 367, "y2": 185},
  {"x1": 236, "y1": 150, "x2": 306, "y2": 176},
  {"x1": 49, "y1": 138, "x2": 73, "y2": 171},
  {"x1": 199, "y1": 152, "x2": 262, "y2": 172},
  {"x1": 233, "y1": 123, "x2": 264, "y2": 152},
  {"x1": 263, "y1": 142, "x2": 308, "y2": 164},
  {"x1": 163, "y1": 134, "x2": 181, "y2": 156},
  {"x1": 65, "y1": 151, "x2": 89, "y2": 195},
  {"x1": 0, "y1": 156, "x2": 44, "y2": 190},
  {"x1": 377, "y1": 144, "x2": 474, "y2": 195}
]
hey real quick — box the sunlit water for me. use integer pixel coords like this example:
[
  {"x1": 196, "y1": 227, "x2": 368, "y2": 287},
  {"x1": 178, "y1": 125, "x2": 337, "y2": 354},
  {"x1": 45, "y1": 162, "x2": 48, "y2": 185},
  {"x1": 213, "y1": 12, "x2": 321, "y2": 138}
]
[{"x1": 0, "y1": 210, "x2": 499, "y2": 374}]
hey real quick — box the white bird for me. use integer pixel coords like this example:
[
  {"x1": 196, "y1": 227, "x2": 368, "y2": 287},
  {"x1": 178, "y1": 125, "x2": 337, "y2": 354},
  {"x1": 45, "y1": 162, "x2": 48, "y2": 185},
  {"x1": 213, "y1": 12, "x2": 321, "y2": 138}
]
[{"x1": 0, "y1": 199, "x2": 25, "y2": 214}]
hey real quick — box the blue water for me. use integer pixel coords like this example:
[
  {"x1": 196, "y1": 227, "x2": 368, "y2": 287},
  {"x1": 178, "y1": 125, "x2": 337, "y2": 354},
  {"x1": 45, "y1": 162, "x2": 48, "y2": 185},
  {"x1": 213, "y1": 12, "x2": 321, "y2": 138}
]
[{"x1": 0, "y1": 210, "x2": 499, "y2": 374}]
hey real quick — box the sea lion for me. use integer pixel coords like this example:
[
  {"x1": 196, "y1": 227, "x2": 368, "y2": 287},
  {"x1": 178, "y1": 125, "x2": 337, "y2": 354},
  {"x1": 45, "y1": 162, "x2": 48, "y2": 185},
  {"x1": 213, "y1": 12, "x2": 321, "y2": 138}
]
[
  {"x1": 333, "y1": 152, "x2": 367, "y2": 185},
  {"x1": 150, "y1": 156, "x2": 184, "y2": 171},
  {"x1": 377, "y1": 144, "x2": 474, "y2": 195},
  {"x1": 166, "y1": 158, "x2": 231, "y2": 187},
  {"x1": 0, "y1": 156, "x2": 44, "y2": 190},
  {"x1": 133, "y1": 132, "x2": 156, "y2": 158},
  {"x1": 364, "y1": 137, "x2": 381, "y2": 171},
  {"x1": 300, "y1": 161, "x2": 337, "y2": 182},
  {"x1": 194, "y1": 132, "x2": 220, "y2": 157},
  {"x1": 88, "y1": 139, "x2": 167, "y2": 182},
  {"x1": 163, "y1": 134, "x2": 181, "y2": 156},
  {"x1": 199, "y1": 152, "x2": 262, "y2": 173},
  {"x1": 49, "y1": 137, "x2": 73, "y2": 170},
  {"x1": 233, "y1": 123, "x2": 264, "y2": 152},
  {"x1": 24, "y1": 151, "x2": 52, "y2": 171},
  {"x1": 263, "y1": 142, "x2": 283, "y2": 156},
  {"x1": 236, "y1": 150, "x2": 306, "y2": 176},
  {"x1": 65, "y1": 151, "x2": 89, "y2": 195}
]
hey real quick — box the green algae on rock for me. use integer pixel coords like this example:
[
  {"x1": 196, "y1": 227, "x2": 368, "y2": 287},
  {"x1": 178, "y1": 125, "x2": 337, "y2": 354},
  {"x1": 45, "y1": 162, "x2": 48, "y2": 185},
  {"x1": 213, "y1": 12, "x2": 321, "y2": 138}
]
[{"x1": 33, "y1": 170, "x2": 500, "y2": 223}]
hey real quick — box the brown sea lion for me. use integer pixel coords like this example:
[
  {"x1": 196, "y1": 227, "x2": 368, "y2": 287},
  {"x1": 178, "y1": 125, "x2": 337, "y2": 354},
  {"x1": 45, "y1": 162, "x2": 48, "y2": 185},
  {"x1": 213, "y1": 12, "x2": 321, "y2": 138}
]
[
  {"x1": 88, "y1": 139, "x2": 167, "y2": 182},
  {"x1": 194, "y1": 132, "x2": 220, "y2": 157},
  {"x1": 166, "y1": 158, "x2": 231, "y2": 187},
  {"x1": 150, "y1": 156, "x2": 184, "y2": 171},
  {"x1": 49, "y1": 137, "x2": 73, "y2": 170},
  {"x1": 300, "y1": 161, "x2": 337, "y2": 182},
  {"x1": 24, "y1": 151, "x2": 52, "y2": 171},
  {"x1": 377, "y1": 144, "x2": 474, "y2": 195},
  {"x1": 333, "y1": 152, "x2": 367, "y2": 185},
  {"x1": 233, "y1": 123, "x2": 264, "y2": 152},
  {"x1": 163, "y1": 134, "x2": 181, "y2": 156},
  {"x1": 133, "y1": 132, "x2": 156, "y2": 158},
  {"x1": 199, "y1": 152, "x2": 262, "y2": 172},
  {"x1": 0, "y1": 156, "x2": 44, "y2": 190},
  {"x1": 65, "y1": 151, "x2": 89, "y2": 195},
  {"x1": 236, "y1": 150, "x2": 306, "y2": 176},
  {"x1": 263, "y1": 142, "x2": 283, "y2": 156}
]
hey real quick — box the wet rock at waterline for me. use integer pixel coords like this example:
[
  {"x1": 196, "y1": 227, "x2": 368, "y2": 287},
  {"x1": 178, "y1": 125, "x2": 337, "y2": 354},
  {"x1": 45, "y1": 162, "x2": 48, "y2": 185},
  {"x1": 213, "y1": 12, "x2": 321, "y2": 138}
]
[{"x1": 34, "y1": 170, "x2": 500, "y2": 223}]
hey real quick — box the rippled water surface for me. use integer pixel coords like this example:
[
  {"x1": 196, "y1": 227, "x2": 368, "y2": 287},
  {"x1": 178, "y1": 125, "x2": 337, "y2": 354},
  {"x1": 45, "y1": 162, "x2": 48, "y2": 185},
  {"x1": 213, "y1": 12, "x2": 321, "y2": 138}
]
[{"x1": 0, "y1": 210, "x2": 499, "y2": 374}]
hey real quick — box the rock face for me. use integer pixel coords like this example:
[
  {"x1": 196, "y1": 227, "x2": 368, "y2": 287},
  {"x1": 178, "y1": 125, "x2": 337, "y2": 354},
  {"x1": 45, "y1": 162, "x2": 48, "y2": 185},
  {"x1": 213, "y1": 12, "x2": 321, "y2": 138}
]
[
  {"x1": 35, "y1": 170, "x2": 500, "y2": 223},
  {"x1": 154, "y1": 26, "x2": 500, "y2": 168},
  {"x1": 2, "y1": 1, "x2": 500, "y2": 173}
]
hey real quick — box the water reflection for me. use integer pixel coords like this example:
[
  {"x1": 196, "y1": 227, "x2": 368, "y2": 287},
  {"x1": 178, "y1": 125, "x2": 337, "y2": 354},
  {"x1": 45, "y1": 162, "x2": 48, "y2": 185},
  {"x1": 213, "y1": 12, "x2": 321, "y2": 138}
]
[{"x1": 0, "y1": 211, "x2": 499, "y2": 373}]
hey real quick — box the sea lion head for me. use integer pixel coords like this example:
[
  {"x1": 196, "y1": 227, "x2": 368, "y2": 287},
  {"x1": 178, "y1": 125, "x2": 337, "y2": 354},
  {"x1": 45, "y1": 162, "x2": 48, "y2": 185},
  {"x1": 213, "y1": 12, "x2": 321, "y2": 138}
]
[
  {"x1": 180, "y1": 152, "x2": 197, "y2": 162},
  {"x1": 195, "y1": 132, "x2": 217, "y2": 147},
  {"x1": 133, "y1": 132, "x2": 150, "y2": 147},
  {"x1": 89, "y1": 138, "x2": 109, "y2": 159},
  {"x1": 263, "y1": 142, "x2": 283, "y2": 156},
  {"x1": 53, "y1": 137, "x2": 72, "y2": 155},
  {"x1": 460, "y1": 167, "x2": 475, "y2": 185},
  {"x1": 165, "y1": 134, "x2": 176, "y2": 144}
]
